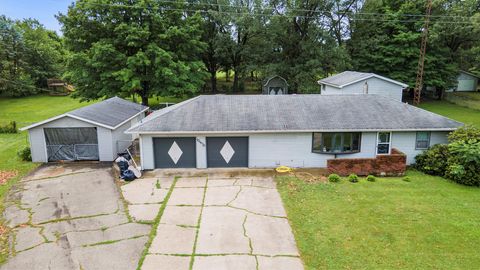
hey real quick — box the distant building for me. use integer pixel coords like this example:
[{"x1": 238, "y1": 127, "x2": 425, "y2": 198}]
[
  {"x1": 447, "y1": 71, "x2": 479, "y2": 92},
  {"x1": 318, "y1": 71, "x2": 408, "y2": 101},
  {"x1": 262, "y1": 75, "x2": 289, "y2": 95}
]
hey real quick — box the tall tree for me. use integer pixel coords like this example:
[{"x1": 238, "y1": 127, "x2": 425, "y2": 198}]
[
  {"x1": 347, "y1": 0, "x2": 464, "y2": 92},
  {"x1": 58, "y1": 0, "x2": 207, "y2": 106},
  {"x1": 0, "y1": 16, "x2": 63, "y2": 97}
]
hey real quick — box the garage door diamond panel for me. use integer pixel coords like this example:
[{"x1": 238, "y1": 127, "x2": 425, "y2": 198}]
[
  {"x1": 207, "y1": 137, "x2": 248, "y2": 167},
  {"x1": 153, "y1": 138, "x2": 196, "y2": 168}
]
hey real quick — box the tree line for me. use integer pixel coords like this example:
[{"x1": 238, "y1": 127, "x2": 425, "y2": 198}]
[{"x1": 1, "y1": 0, "x2": 479, "y2": 106}]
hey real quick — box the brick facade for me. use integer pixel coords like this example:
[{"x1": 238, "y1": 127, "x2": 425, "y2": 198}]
[{"x1": 327, "y1": 148, "x2": 407, "y2": 176}]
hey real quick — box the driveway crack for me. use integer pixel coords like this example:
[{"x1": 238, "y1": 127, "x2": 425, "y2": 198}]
[{"x1": 242, "y1": 214, "x2": 253, "y2": 255}]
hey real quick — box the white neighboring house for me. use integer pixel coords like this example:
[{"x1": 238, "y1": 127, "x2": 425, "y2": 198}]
[
  {"x1": 447, "y1": 70, "x2": 479, "y2": 92},
  {"x1": 126, "y1": 95, "x2": 462, "y2": 170},
  {"x1": 318, "y1": 71, "x2": 408, "y2": 101},
  {"x1": 20, "y1": 97, "x2": 148, "y2": 162}
]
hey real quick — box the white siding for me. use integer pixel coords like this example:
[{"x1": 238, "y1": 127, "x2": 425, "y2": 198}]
[
  {"x1": 140, "y1": 135, "x2": 154, "y2": 170},
  {"x1": 112, "y1": 120, "x2": 134, "y2": 158},
  {"x1": 196, "y1": 136, "x2": 207, "y2": 168},
  {"x1": 25, "y1": 115, "x2": 129, "y2": 162},
  {"x1": 321, "y1": 77, "x2": 404, "y2": 101},
  {"x1": 249, "y1": 132, "x2": 377, "y2": 168},
  {"x1": 391, "y1": 131, "x2": 449, "y2": 165}
]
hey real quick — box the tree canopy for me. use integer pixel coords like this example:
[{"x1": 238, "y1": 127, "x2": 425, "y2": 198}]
[{"x1": 1, "y1": 0, "x2": 479, "y2": 100}]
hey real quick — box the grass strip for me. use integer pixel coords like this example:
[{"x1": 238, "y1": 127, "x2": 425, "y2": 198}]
[
  {"x1": 189, "y1": 176, "x2": 208, "y2": 270},
  {"x1": 136, "y1": 176, "x2": 179, "y2": 270}
]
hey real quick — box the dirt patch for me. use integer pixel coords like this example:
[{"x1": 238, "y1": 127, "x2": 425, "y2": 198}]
[{"x1": 0, "y1": 170, "x2": 18, "y2": 185}]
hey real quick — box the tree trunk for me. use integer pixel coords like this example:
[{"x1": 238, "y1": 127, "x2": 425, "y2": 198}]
[
  {"x1": 225, "y1": 69, "x2": 230, "y2": 82},
  {"x1": 140, "y1": 81, "x2": 149, "y2": 106},
  {"x1": 233, "y1": 69, "x2": 239, "y2": 93},
  {"x1": 210, "y1": 70, "x2": 217, "y2": 93}
]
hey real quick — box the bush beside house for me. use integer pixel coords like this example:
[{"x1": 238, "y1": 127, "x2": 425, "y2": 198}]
[{"x1": 415, "y1": 126, "x2": 480, "y2": 186}]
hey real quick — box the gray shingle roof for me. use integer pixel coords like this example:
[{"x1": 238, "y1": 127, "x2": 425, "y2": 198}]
[
  {"x1": 127, "y1": 95, "x2": 462, "y2": 133},
  {"x1": 318, "y1": 71, "x2": 408, "y2": 88},
  {"x1": 69, "y1": 97, "x2": 148, "y2": 128}
]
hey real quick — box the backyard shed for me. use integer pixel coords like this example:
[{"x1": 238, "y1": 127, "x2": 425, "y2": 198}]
[
  {"x1": 126, "y1": 95, "x2": 462, "y2": 173},
  {"x1": 262, "y1": 75, "x2": 289, "y2": 95},
  {"x1": 21, "y1": 97, "x2": 148, "y2": 162},
  {"x1": 451, "y1": 71, "x2": 479, "y2": 92}
]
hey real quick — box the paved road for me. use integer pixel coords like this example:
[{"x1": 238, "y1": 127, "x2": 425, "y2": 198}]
[
  {"x1": 123, "y1": 171, "x2": 304, "y2": 270},
  {"x1": 2, "y1": 163, "x2": 150, "y2": 270}
]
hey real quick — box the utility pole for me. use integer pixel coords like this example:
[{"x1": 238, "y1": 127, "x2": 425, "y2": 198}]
[{"x1": 413, "y1": 0, "x2": 433, "y2": 105}]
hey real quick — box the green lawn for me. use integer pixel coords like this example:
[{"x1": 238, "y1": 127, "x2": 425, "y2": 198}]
[
  {"x1": 277, "y1": 170, "x2": 480, "y2": 269},
  {"x1": 419, "y1": 100, "x2": 480, "y2": 128}
]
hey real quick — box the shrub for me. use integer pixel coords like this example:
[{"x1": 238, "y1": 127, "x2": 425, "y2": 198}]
[
  {"x1": 0, "y1": 121, "x2": 17, "y2": 133},
  {"x1": 348, "y1": 173, "x2": 359, "y2": 183},
  {"x1": 414, "y1": 144, "x2": 450, "y2": 176},
  {"x1": 402, "y1": 176, "x2": 411, "y2": 182},
  {"x1": 445, "y1": 140, "x2": 480, "y2": 186},
  {"x1": 448, "y1": 126, "x2": 480, "y2": 143},
  {"x1": 17, "y1": 146, "x2": 31, "y2": 161},
  {"x1": 328, "y1": 174, "x2": 341, "y2": 183},
  {"x1": 366, "y1": 175, "x2": 376, "y2": 182}
]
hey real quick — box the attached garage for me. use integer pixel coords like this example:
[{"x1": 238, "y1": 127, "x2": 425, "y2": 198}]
[
  {"x1": 153, "y1": 137, "x2": 196, "y2": 168},
  {"x1": 127, "y1": 95, "x2": 462, "y2": 170},
  {"x1": 21, "y1": 97, "x2": 148, "y2": 163},
  {"x1": 206, "y1": 137, "x2": 248, "y2": 167}
]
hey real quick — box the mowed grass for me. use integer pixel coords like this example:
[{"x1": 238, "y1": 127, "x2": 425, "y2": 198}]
[
  {"x1": 277, "y1": 170, "x2": 480, "y2": 269},
  {"x1": 419, "y1": 100, "x2": 480, "y2": 128}
]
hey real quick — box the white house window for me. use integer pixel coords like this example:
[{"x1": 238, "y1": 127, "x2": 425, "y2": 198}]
[
  {"x1": 377, "y1": 132, "x2": 391, "y2": 154},
  {"x1": 312, "y1": 132, "x2": 361, "y2": 154},
  {"x1": 416, "y1": 131, "x2": 431, "y2": 149}
]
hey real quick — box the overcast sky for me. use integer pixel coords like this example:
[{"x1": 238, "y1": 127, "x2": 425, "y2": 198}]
[{"x1": 0, "y1": 0, "x2": 72, "y2": 33}]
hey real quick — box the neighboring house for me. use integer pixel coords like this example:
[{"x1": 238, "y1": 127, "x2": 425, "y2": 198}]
[
  {"x1": 21, "y1": 97, "x2": 148, "y2": 162},
  {"x1": 318, "y1": 71, "x2": 408, "y2": 101},
  {"x1": 448, "y1": 70, "x2": 479, "y2": 92},
  {"x1": 126, "y1": 94, "x2": 461, "y2": 171},
  {"x1": 262, "y1": 75, "x2": 289, "y2": 95}
]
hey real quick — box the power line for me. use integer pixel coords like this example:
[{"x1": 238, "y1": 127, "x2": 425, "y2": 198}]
[{"x1": 0, "y1": 78, "x2": 56, "y2": 93}]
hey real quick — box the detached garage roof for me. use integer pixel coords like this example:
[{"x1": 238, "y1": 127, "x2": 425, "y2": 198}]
[
  {"x1": 126, "y1": 95, "x2": 462, "y2": 134},
  {"x1": 318, "y1": 71, "x2": 408, "y2": 88},
  {"x1": 21, "y1": 97, "x2": 148, "y2": 131}
]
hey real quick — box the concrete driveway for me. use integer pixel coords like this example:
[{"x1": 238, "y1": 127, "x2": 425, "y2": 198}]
[
  {"x1": 126, "y1": 170, "x2": 304, "y2": 270},
  {"x1": 1, "y1": 163, "x2": 151, "y2": 270}
]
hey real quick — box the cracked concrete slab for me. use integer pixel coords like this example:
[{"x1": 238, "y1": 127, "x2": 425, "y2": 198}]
[
  {"x1": 230, "y1": 186, "x2": 287, "y2": 217},
  {"x1": 149, "y1": 224, "x2": 196, "y2": 254},
  {"x1": 245, "y1": 214, "x2": 299, "y2": 256},
  {"x1": 167, "y1": 188, "x2": 204, "y2": 206},
  {"x1": 1, "y1": 242, "x2": 76, "y2": 270},
  {"x1": 2, "y1": 164, "x2": 150, "y2": 270},
  {"x1": 161, "y1": 206, "x2": 201, "y2": 227},
  {"x1": 14, "y1": 227, "x2": 45, "y2": 252},
  {"x1": 23, "y1": 169, "x2": 121, "y2": 224},
  {"x1": 3, "y1": 205, "x2": 29, "y2": 227},
  {"x1": 204, "y1": 186, "x2": 241, "y2": 206},
  {"x1": 192, "y1": 255, "x2": 257, "y2": 270},
  {"x1": 121, "y1": 179, "x2": 169, "y2": 204},
  {"x1": 234, "y1": 179, "x2": 252, "y2": 186},
  {"x1": 71, "y1": 236, "x2": 148, "y2": 270},
  {"x1": 65, "y1": 222, "x2": 150, "y2": 248},
  {"x1": 252, "y1": 178, "x2": 276, "y2": 189},
  {"x1": 42, "y1": 213, "x2": 129, "y2": 242},
  {"x1": 175, "y1": 178, "x2": 207, "y2": 188},
  {"x1": 207, "y1": 178, "x2": 236, "y2": 187},
  {"x1": 143, "y1": 255, "x2": 190, "y2": 270},
  {"x1": 196, "y1": 207, "x2": 251, "y2": 254},
  {"x1": 128, "y1": 204, "x2": 161, "y2": 222},
  {"x1": 257, "y1": 256, "x2": 304, "y2": 270}
]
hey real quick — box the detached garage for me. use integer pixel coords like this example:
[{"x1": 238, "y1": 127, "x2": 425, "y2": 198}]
[{"x1": 21, "y1": 97, "x2": 148, "y2": 162}]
